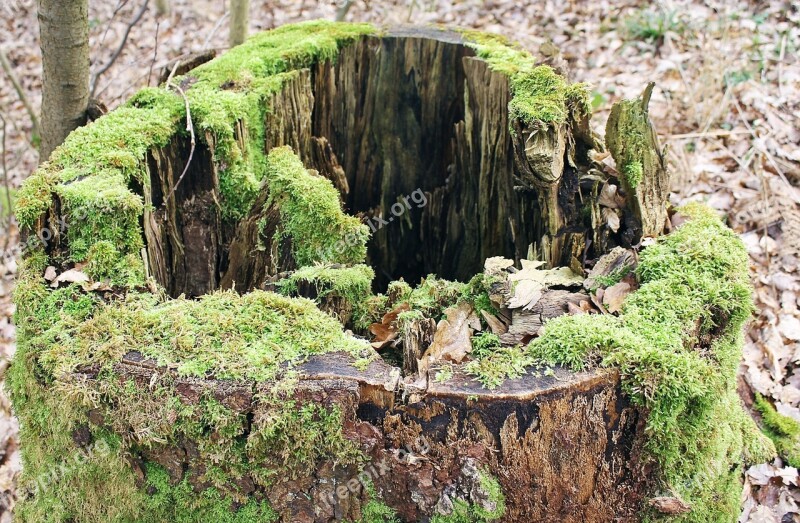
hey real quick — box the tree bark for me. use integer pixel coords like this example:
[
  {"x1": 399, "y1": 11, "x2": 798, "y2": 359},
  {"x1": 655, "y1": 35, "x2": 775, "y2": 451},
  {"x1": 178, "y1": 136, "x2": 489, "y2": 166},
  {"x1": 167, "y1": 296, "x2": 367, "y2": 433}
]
[
  {"x1": 37, "y1": 0, "x2": 89, "y2": 161},
  {"x1": 229, "y1": 0, "x2": 250, "y2": 47},
  {"x1": 605, "y1": 82, "x2": 670, "y2": 240},
  {"x1": 154, "y1": 0, "x2": 169, "y2": 16}
]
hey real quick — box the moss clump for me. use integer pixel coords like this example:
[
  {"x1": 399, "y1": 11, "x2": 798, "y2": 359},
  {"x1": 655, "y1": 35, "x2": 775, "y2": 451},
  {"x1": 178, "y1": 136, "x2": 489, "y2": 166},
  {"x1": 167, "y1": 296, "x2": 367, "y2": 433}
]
[
  {"x1": 247, "y1": 396, "x2": 363, "y2": 483},
  {"x1": 276, "y1": 263, "x2": 374, "y2": 305},
  {"x1": 143, "y1": 464, "x2": 278, "y2": 523},
  {"x1": 264, "y1": 147, "x2": 370, "y2": 266},
  {"x1": 590, "y1": 264, "x2": 633, "y2": 291},
  {"x1": 460, "y1": 30, "x2": 590, "y2": 126},
  {"x1": 754, "y1": 394, "x2": 800, "y2": 468},
  {"x1": 181, "y1": 19, "x2": 375, "y2": 221},
  {"x1": 36, "y1": 287, "x2": 371, "y2": 382},
  {"x1": 15, "y1": 87, "x2": 183, "y2": 263},
  {"x1": 520, "y1": 204, "x2": 774, "y2": 521},
  {"x1": 15, "y1": 21, "x2": 377, "y2": 282},
  {"x1": 10, "y1": 260, "x2": 372, "y2": 520},
  {"x1": 604, "y1": 94, "x2": 649, "y2": 189},
  {"x1": 85, "y1": 240, "x2": 145, "y2": 287},
  {"x1": 464, "y1": 345, "x2": 530, "y2": 390},
  {"x1": 354, "y1": 481, "x2": 399, "y2": 523},
  {"x1": 430, "y1": 469, "x2": 505, "y2": 523}
]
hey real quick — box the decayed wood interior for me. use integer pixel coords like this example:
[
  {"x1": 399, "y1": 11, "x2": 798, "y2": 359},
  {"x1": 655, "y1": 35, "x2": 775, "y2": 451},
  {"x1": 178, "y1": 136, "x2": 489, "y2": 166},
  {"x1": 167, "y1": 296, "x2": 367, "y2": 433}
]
[{"x1": 143, "y1": 28, "x2": 603, "y2": 299}]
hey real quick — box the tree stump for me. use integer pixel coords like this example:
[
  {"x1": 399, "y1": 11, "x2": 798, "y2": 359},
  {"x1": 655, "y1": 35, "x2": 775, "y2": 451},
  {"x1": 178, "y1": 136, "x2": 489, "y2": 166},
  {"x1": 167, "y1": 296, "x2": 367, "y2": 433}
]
[{"x1": 11, "y1": 21, "x2": 772, "y2": 523}]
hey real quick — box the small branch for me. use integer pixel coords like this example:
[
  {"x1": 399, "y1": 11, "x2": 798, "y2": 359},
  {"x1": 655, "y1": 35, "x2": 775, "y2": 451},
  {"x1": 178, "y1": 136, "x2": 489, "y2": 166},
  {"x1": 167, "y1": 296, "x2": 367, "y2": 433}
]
[
  {"x1": 202, "y1": 11, "x2": 229, "y2": 51},
  {"x1": 0, "y1": 113, "x2": 12, "y2": 251},
  {"x1": 0, "y1": 47, "x2": 40, "y2": 141},
  {"x1": 148, "y1": 20, "x2": 161, "y2": 86},
  {"x1": 162, "y1": 76, "x2": 195, "y2": 207},
  {"x1": 91, "y1": 0, "x2": 150, "y2": 98},
  {"x1": 98, "y1": 0, "x2": 132, "y2": 50}
]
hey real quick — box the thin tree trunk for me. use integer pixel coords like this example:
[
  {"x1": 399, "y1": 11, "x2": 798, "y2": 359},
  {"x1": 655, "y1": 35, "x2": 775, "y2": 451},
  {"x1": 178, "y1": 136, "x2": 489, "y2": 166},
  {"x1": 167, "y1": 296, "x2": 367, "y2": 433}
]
[
  {"x1": 229, "y1": 0, "x2": 249, "y2": 47},
  {"x1": 37, "y1": 0, "x2": 90, "y2": 161},
  {"x1": 155, "y1": 0, "x2": 169, "y2": 16}
]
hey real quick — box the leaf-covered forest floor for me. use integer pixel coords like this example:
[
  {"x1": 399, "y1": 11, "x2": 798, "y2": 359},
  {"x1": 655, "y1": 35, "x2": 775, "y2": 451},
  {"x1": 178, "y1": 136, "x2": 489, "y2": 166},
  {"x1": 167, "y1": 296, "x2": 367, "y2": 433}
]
[{"x1": 0, "y1": 1, "x2": 798, "y2": 520}]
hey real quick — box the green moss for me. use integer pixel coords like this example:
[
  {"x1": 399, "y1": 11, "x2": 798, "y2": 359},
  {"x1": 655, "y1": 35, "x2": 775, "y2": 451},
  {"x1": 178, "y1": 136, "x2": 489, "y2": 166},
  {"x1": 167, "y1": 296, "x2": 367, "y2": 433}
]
[
  {"x1": 470, "y1": 333, "x2": 501, "y2": 358},
  {"x1": 460, "y1": 30, "x2": 590, "y2": 126},
  {"x1": 276, "y1": 263, "x2": 374, "y2": 323},
  {"x1": 393, "y1": 275, "x2": 467, "y2": 320},
  {"x1": 591, "y1": 264, "x2": 633, "y2": 291},
  {"x1": 143, "y1": 463, "x2": 278, "y2": 523},
  {"x1": 605, "y1": 94, "x2": 649, "y2": 189},
  {"x1": 624, "y1": 160, "x2": 644, "y2": 188},
  {"x1": 37, "y1": 287, "x2": 371, "y2": 382},
  {"x1": 434, "y1": 364, "x2": 455, "y2": 383},
  {"x1": 353, "y1": 480, "x2": 399, "y2": 523},
  {"x1": 264, "y1": 147, "x2": 370, "y2": 266},
  {"x1": 521, "y1": 205, "x2": 774, "y2": 521},
  {"x1": 464, "y1": 345, "x2": 531, "y2": 390},
  {"x1": 247, "y1": 395, "x2": 364, "y2": 483},
  {"x1": 430, "y1": 469, "x2": 505, "y2": 523},
  {"x1": 10, "y1": 259, "x2": 371, "y2": 520},
  {"x1": 85, "y1": 240, "x2": 145, "y2": 287},
  {"x1": 179, "y1": 19, "x2": 375, "y2": 221},
  {"x1": 16, "y1": 21, "x2": 377, "y2": 281},
  {"x1": 13, "y1": 89, "x2": 182, "y2": 285},
  {"x1": 754, "y1": 394, "x2": 800, "y2": 467}
]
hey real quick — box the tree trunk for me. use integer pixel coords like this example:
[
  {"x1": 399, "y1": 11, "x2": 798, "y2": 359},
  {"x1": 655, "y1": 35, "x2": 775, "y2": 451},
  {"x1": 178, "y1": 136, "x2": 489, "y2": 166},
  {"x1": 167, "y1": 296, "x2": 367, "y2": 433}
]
[
  {"x1": 154, "y1": 0, "x2": 169, "y2": 16},
  {"x1": 12, "y1": 24, "x2": 759, "y2": 523},
  {"x1": 229, "y1": 0, "x2": 249, "y2": 47},
  {"x1": 37, "y1": 0, "x2": 89, "y2": 160}
]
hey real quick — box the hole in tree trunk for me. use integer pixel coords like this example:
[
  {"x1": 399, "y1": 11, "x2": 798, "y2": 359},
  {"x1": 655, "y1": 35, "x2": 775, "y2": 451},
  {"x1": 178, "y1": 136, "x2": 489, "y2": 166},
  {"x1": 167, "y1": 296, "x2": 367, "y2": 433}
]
[{"x1": 144, "y1": 29, "x2": 589, "y2": 301}]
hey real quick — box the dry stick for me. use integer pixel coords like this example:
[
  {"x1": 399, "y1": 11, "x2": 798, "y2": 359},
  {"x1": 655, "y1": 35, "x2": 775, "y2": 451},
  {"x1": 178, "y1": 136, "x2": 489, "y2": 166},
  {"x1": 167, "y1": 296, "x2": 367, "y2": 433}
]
[
  {"x1": 148, "y1": 20, "x2": 161, "y2": 87},
  {"x1": 0, "y1": 113, "x2": 12, "y2": 252},
  {"x1": 667, "y1": 129, "x2": 750, "y2": 140},
  {"x1": 0, "y1": 48, "x2": 40, "y2": 141},
  {"x1": 162, "y1": 71, "x2": 195, "y2": 207},
  {"x1": 90, "y1": 0, "x2": 150, "y2": 98},
  {"x1": 730, "y1": 94, "x2": 793, "y2": 191},
  {"x1": 202, "y1": 11, "x2": 229, "y2": 51},
  {"x1": 98, "y1": 0, "x2": 132, "y2": 51}
]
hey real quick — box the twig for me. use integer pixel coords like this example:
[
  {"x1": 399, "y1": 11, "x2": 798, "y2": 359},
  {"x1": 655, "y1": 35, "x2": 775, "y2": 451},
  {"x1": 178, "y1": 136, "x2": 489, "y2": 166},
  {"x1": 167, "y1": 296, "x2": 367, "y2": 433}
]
[
  {"x1": 0, "y1": 113, "x2": 12, "y2": 252},
  {"x1": 731, "y1": 94, "x2": 793, "y2": 191},
  {"x1": 335, "y1": 0, "x2": 355, "y2": 21},
  {"x1": 777, "y1": 32, "x2": 787, "y2": 100},
  {"x1": 0, "y1": 47, "x2": 40, "y2": 141},
  {"x1": 91, "y1": 0, "x2": 150, "y2": 98},
  {"x1": 98, "y1": 0, "x2": 132, "y2": 50},
  {"x1": 202, "y1": 11, "x2": 229, "y2": 51},
  {"x1": 667, "y1": 129, "x2": 750, "y2": 140},
  {"x1": 162, "y1": 76, "x2": 195, "y2": 207},
  {"x1": 148, "y1": 20, "x2": 161, "y2": 87}
]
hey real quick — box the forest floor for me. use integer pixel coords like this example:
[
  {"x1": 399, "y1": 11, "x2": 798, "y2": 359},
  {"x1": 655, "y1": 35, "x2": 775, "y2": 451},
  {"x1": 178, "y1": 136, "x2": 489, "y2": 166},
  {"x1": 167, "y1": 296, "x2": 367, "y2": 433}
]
[{"x1": 1, "y1": 0, "x2": 799, "y2": 521}]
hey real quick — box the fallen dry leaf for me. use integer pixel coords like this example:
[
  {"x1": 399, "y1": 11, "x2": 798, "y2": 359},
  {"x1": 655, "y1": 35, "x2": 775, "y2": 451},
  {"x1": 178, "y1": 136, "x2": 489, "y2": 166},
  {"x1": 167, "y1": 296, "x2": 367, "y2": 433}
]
[
  {"x1": 50, "y1": 269, "x2": 89, "y2": 288},
  {"x1": 481, "y1": 310, "x2": 508, "y2": 334},
  {"x1": 603, "y1": 281, "x2": 632, "y2": 314},
  {"x1": 420, "y1": 302, "x2": 475, "y2": 369},
  {"x1": 369, "y1": 303, "x2": 410, "y2": 350},
  {"x1": 507, "y1": 279, "x2": 543, "y2": 310},
  {"x1": 43, "y1": 266, "x2": 57, "y2": 282},
  {"x1": 648, "y1": 496, "x2": 691, "y2": 515}
]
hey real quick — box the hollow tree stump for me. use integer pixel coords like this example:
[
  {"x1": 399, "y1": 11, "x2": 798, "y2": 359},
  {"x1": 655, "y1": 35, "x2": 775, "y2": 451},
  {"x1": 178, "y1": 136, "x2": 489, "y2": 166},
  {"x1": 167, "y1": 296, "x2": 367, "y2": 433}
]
[{"x1": 10, "y1": 21, "x2": 770, "y2": 523}]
